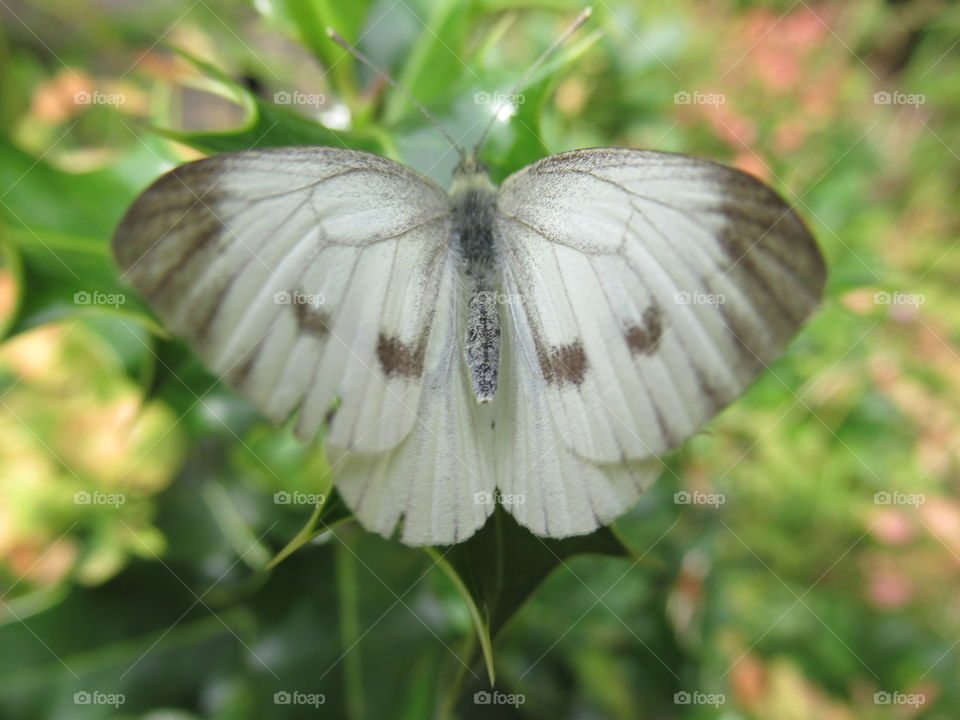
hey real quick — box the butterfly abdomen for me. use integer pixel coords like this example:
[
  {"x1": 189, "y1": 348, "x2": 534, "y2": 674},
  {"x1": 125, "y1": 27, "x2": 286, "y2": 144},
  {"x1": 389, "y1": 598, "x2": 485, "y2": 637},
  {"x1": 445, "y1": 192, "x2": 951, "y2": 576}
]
[{"x1": 465, "y1": 287, "x2": 500, "y2": 402}]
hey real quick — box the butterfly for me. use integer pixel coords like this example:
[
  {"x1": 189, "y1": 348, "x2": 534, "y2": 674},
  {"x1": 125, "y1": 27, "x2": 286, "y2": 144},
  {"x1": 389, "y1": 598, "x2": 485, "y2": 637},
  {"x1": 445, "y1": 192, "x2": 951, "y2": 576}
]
[{"x1": 112, "y1": 18, "x2": 825, "y2": 547}]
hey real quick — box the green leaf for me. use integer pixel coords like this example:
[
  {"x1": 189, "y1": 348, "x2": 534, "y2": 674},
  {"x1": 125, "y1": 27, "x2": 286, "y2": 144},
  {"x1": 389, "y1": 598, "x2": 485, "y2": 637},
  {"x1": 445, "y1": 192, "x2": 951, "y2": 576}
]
[
  {"x1": 152, "y1": 47, "x2": 385, "y2": 155},
  {"x1": 429, "y1": 507, "x2": 638, "y2": 685},
  {"x1": 482, "y1": 28, "x2": 602, "y2": 181},
  {"x1": 0, "y1": 138, "x2": 161, "y2": 339},
  {"x1": 483, "y1": 74, "x2": 554, "y2": 183},
  {"x1": 266, "y1": 489, "x2": 354, "y2": 569},
  {"x1": 252, "y1": 0, "x2": 375, "y2": 107},
  {"x1": 383, "y1": 0, "x2": 474, "y2": 126}
]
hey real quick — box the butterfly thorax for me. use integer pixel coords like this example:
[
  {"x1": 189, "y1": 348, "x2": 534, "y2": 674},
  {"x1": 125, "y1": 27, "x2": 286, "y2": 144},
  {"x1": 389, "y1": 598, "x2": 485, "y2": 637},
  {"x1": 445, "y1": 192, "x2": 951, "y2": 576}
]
[{"x1": 450, "y1": 161, "x2": 501, "y2": 404}]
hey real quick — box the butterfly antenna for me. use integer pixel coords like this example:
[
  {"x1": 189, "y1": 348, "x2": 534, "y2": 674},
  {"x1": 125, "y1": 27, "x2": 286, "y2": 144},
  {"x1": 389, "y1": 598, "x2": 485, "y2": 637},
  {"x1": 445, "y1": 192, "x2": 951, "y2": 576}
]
[
  {"x1": 472, "y1": 6, "x2": 593, "y2": 158},
  {"x1": 327, "y1": 28, "x2": 468, "y2": 163}
]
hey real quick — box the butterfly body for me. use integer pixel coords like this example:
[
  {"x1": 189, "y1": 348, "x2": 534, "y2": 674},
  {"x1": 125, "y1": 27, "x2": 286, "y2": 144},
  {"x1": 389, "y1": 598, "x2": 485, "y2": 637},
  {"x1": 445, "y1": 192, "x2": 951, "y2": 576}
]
[{"x1": 451, "y1": 160, "x2": 502, "y2": 403}]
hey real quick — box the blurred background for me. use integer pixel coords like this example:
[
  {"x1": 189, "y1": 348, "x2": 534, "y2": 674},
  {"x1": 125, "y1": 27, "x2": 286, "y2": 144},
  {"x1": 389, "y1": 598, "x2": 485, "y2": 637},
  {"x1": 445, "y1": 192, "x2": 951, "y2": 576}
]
[{"x1": 1, "y1": 0, "x2": 958, "y2": 718}]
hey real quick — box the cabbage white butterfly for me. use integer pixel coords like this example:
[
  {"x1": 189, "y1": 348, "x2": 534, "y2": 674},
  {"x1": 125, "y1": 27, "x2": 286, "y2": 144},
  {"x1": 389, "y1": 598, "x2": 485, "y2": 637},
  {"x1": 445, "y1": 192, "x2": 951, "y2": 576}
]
[{"x1": 113, "y1": 9, "x2": 825, "y2": 545}]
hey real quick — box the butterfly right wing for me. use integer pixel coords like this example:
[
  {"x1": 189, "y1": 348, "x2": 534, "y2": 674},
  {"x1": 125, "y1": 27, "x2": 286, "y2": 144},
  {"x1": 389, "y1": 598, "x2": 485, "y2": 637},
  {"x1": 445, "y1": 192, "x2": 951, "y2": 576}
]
[
  {"x1": 113, "y1": 146, "x2": 453, "y2": 457},
  {"x1": 490, "y1": 147, "x2": 824, "y2": 538}
]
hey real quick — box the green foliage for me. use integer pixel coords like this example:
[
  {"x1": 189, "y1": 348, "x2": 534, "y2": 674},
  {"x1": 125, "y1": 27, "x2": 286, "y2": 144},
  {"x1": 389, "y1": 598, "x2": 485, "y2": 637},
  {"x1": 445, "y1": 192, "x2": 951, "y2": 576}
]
[{"x1": 2, "y1": 1, "x2": 959, "y2": 719}]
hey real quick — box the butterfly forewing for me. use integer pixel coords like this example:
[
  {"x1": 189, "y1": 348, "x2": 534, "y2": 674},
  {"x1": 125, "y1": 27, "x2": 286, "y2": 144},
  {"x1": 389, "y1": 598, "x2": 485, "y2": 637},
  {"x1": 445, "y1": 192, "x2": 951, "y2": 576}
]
[
  {"x1": 494, "y1": 148, "x2": 825, "y2": 471},
  {"x1": 113, "y1": 147, "x2": 453, "y2": 456}
]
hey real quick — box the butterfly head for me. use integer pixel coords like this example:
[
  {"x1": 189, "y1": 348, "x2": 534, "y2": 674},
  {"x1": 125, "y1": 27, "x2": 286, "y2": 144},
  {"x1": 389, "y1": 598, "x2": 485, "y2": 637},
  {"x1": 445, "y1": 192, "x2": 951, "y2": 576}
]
[
  {"x1": 453, "y1": 155, "x2": 489, "y2": 178},
  {"x1": 451, "y1": 155, "x2": 494, "y2": 196}
]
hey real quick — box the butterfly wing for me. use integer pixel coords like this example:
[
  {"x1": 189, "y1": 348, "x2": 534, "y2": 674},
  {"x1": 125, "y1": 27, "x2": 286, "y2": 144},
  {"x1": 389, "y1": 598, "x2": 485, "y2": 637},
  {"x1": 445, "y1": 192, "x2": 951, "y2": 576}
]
[
  {"x1": 114, "y1": 147, "x2": 496, "y2": 542},
  {"x1": 492, "y1": 302, "x2": 664, "y2": 537},
  {"x1": 493, "y1": 148, "x2": 825, "y2": 535},
  {"x1": 332, "y1": 254, "x2": 498, "y2": 545}
]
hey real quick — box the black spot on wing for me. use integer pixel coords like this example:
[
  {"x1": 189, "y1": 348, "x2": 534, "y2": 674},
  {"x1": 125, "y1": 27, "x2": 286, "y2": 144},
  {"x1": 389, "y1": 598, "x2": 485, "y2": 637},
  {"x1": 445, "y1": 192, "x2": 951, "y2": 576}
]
[
  {"x1": 377, "y1": 333, "x2": 426, "y2": 378},
  {"x1": 624, "y1": 305, "x2": 663, "y2": 356},
  {"x1": 292, "y1": 294, "x2": 329, "y2": 337},
  {"x1": 535, "y1": 338, "x2": 589, "y2": 387}
]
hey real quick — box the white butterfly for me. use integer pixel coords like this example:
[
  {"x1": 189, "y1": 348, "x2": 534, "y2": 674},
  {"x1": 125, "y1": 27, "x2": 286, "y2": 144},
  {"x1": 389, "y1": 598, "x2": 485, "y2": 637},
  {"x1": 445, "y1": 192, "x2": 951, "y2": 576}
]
[{"x1": 113, "y1": 30, "x2": 825, "y2": 547}]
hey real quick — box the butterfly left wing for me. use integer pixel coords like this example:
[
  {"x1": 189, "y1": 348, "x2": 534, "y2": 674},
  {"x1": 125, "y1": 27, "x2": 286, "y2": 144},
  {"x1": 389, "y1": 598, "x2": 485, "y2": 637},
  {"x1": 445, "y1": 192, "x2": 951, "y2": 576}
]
[
  {"x1": 113, "y1": 146, "x2": 499, "y2": 545},
  {"x1": 114, "y1": 147, "x2": 452, "y2": 454},
  {"x1": 492, "y1": 148, "x2": 825, "y2": 536}
]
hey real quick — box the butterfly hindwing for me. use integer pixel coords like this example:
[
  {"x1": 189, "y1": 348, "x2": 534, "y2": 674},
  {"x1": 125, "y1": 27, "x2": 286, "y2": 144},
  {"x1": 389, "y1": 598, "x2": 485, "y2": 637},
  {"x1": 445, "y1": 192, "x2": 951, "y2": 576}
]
[
  {"x1": 492, "y1": 295, "x2": 663, "y2": 537},
  {"x1": 332, "y1": 254, "x2": 498, "y2": 545}
]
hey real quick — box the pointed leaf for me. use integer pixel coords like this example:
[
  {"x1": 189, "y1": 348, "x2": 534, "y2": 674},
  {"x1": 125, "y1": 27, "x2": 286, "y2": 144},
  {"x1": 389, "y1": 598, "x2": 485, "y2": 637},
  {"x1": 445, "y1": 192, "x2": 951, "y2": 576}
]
[
  {"x1": 429, "y1": 507, "x2": 640, "y2": 684},
  {"x1": 153, "y1": 47, "x2": 384, "y2": 155},
  {"x1": 267, "y1": 489, "x2": 354, "y2": 569}
]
